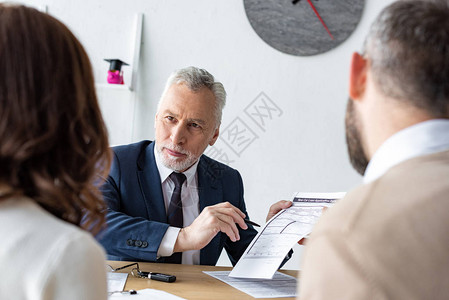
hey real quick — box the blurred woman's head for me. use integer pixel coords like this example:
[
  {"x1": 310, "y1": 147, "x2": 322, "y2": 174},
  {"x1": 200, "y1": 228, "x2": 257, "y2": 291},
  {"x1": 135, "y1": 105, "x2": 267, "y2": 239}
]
[{"x1": 0, "y1": 4, "x2": 110, "y2": 233}]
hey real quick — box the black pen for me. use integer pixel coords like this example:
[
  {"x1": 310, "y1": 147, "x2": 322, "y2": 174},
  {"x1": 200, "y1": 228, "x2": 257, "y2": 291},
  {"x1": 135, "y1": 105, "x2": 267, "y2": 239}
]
[
  {"x1": 244, "y1": 219, "x2": 260, "y2": 227},
  {"x1": 108, "y1": 289, "x2": 137, "y2": 296}
]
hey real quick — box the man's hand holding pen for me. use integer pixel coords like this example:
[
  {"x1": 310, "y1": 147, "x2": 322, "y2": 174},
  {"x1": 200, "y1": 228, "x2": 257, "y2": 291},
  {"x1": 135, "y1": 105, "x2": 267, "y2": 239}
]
[
  {"x1": 173, "y1": 200, "x2": 303, "y2": 253},
  {"x1": 174, "y1": 202, "x2": 250, "y2": 252}
]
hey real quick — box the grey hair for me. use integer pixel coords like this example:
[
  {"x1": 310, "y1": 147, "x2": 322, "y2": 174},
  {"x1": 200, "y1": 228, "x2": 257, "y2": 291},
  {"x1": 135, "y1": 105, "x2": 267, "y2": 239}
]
[
  {"x1": 158, "y1": 66, "x2": 227, "y2": 126},
  {"x1": 362, "y1": 0, "x2": 449, "y2": 117}
]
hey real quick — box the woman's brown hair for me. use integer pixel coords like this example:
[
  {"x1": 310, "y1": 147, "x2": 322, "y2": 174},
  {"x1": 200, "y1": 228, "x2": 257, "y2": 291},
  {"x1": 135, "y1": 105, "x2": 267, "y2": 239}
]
[{"x1": 0, "y1": 4, "x2": 111, "y2": 234}]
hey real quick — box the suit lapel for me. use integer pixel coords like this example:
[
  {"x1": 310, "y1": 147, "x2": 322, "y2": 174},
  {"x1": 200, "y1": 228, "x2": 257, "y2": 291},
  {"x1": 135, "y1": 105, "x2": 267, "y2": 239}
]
[
  {"x1": 137, "y1": 142, "x2": 167, "y2": 223},
  {"x1": 198, "y1": 157, "x2": 223, "y2": 265},
  {"x1": 198, "y1": 157, "x2": 222, "y2": 210}
]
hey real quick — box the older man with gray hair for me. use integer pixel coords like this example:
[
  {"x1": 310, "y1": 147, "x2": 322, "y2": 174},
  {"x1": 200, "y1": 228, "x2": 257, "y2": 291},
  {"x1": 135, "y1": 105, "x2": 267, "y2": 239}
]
[
  {"x1": 299, "y1": 0, "x2": 449, "y2": 299},
  {"x1": 98, "y1": 67, "x2": 270, "y2": 265}
]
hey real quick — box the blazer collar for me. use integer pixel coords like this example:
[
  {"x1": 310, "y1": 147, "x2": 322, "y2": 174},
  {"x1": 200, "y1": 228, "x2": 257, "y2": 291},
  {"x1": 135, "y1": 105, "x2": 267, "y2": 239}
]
[
  {"x1": 136, "y1": 142, "x2": 167, "y2": 223},
  {"x1": 197, "y1": 156, "x2": 222, "y2": 210}
]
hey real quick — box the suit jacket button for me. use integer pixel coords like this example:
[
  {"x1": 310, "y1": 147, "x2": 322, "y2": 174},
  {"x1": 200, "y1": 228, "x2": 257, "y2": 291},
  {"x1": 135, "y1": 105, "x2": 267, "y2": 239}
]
[
  {"x1": 135, "y1": 240, "x2": 143, "y2": 247},
  {"x1": 126, "y1": 239, "x2": 134, "y2": 246},
  {"x1": 141, "y1": 241, "x2": 148, "y2": 248}
]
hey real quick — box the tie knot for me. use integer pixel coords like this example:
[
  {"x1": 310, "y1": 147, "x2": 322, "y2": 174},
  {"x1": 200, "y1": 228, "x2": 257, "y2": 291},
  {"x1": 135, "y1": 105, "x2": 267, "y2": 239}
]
[{"x1": 169, "y1": 172, "x2": 186, "y2": 188}]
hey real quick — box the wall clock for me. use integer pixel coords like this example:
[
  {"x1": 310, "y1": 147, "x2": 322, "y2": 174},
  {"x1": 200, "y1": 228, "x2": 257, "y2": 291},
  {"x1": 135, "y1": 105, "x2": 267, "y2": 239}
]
[{"x1": 243, "y1": 0, "x2": 365, "y2": 56}]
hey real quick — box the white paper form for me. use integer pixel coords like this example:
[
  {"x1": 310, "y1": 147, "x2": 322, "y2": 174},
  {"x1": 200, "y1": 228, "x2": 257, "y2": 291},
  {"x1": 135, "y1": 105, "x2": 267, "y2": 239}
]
[
  {"x1": 204, "y1": 271, "x2": 297, "y2": 298},
  {"x1": 107, "y1": 272, "x2": 128, "y2": 293},
  {"x1": 230, "y1": 192, "x2": 345, "y2": 279}
]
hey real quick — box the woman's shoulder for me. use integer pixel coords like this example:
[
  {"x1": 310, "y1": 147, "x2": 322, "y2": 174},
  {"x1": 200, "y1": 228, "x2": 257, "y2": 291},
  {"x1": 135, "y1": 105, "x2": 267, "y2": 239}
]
[{"x1": 0, "y1": 196, "x2": 107, "y2": 300}]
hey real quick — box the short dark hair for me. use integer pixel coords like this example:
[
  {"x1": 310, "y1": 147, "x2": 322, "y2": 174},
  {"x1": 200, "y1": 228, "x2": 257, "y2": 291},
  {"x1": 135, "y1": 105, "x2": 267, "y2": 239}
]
[
  {"x1": 364, "y1": 0, "x2": 449, "y2": 117},
  {"x1": 0, "y1": 4, "x2": 111, "y2": 234}
]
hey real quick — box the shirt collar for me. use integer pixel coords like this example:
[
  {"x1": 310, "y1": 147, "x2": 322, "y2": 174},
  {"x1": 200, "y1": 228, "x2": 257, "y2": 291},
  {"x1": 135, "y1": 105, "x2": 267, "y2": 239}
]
[
  {"x1": 363, "y1": 119, "x2": 449, "y2": 184},
  {"x1": 154, "y1": 144, "x2": 199, "y2": 185}
]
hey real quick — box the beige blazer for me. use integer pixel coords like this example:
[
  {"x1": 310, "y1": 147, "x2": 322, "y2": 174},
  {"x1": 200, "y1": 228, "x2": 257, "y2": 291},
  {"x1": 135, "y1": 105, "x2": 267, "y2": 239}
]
[{"x1": 299, "y1": 150, "x2": 449, "y2": 300}]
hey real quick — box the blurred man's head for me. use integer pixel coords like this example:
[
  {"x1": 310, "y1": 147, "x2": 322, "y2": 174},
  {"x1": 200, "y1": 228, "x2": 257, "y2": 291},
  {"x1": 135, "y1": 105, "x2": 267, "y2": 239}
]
[{"x1": 346, "y1": 0, "x2": 449, "y2": 175}]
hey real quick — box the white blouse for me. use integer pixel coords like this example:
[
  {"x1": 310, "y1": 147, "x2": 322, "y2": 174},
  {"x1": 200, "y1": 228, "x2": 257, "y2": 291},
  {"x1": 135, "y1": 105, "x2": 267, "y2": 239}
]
[{"x1": 0, "y1": 196, "x2": 108, "y2": 300}]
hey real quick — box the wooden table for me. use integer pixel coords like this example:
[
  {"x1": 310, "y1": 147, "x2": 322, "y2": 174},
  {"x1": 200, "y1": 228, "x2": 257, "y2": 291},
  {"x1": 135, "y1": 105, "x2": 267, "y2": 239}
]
[{"x1": 107, "y1": 261, "x2": 298, "y2": 300}]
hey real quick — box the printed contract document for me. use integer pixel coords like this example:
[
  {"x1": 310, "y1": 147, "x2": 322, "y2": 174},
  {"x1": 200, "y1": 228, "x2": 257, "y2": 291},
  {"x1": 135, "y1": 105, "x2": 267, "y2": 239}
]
[
  {"x1": 204, "y1": 271, "x2": 297, "y2": 298},
  {"x1": 230, "y1": 192, "x2": 345, "y2": 279}
]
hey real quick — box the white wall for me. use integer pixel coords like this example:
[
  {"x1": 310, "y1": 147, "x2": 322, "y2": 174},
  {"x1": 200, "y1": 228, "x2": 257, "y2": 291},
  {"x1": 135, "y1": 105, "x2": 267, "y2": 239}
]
[{"x1": 13, "y1": 0, "x2": 397, "y2": 270}]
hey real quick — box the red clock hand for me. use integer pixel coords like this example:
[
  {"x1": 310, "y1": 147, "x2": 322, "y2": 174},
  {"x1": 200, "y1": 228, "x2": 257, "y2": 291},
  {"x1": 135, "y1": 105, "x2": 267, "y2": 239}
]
[{"x1": 306, "y1": 0, "x2": 334, "y2": 40}]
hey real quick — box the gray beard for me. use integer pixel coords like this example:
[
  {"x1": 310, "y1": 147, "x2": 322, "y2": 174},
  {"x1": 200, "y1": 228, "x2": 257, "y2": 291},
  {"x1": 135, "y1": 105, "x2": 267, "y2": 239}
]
[{"x1": 156, "y1": 142, "x2": 198, "y2": 172}]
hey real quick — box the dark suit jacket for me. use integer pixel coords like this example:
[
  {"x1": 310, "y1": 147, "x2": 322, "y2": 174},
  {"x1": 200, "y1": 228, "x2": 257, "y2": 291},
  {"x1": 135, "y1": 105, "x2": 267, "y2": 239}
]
[{"x1": 97, "y1": 140, "x2": 258, "y2": 266}]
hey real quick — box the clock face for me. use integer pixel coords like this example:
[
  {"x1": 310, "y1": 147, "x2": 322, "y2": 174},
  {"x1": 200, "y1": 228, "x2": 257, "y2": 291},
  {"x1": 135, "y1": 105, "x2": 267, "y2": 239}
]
[{"x1": 244, "y1": 0, "x2": 365, "y2": 56}]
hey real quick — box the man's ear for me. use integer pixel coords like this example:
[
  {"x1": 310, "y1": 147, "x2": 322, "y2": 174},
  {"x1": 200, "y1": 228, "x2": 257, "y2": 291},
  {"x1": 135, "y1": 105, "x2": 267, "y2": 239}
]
[
  {"x1": 209, "y1": 127, "x2": 220, "y2": 146},
  {"x1": 349, "y1": 52, "x2": 368, "y2": 101},
  {"x1": 154, "y1": 114, "x2": 158, "y2": 129}
]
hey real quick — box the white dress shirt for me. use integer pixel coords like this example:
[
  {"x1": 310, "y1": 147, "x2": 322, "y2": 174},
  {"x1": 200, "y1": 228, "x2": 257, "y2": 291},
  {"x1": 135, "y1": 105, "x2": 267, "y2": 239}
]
[
  {"x1": 154, "y1": 147, "x2": 201, "y2": 265},
  {"x1": 364, "y1": 119, "x2": 449, "y2": 184}
]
